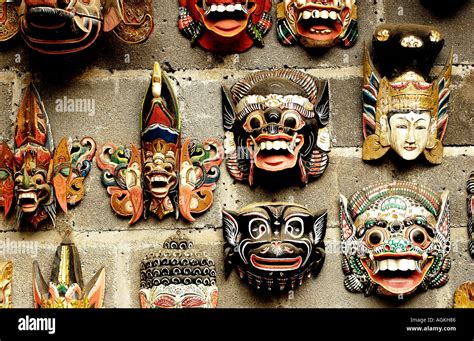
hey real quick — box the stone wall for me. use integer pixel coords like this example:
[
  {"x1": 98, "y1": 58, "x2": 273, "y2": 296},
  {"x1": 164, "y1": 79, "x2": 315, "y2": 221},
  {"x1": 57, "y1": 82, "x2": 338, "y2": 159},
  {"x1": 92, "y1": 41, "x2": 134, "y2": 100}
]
[{"x1": 0, "y1": 0, "x2": 472, "y2": 308}]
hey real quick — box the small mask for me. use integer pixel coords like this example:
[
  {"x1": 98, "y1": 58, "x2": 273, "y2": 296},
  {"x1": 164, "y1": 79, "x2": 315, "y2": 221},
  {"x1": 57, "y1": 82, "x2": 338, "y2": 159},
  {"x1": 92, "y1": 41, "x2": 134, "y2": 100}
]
[
  {"x1": 276, "y1": 0, "x2": 358, "y2": 48},
  {"x1": 0, "y1": 0, "x2": 153, "y2": 53},
  {"x1": 97, "y1": 62, "x2": 223, "y2": 225},
  {"x1": 223, "y1": 202, "x2": 327, "y2": 291},
  {"x1": 0, "y1": 84, "x2": 96, "y2": 228},
  {"x1": 223, "y1": 69, "x2": 330, "y2": 186},
  {"x1": 178, "y1": 0, "x2": 273, "y2": 53},
  {"x1": 340, "y1": 181, "x2": 451, "y2": 297},
  {"x1": 453, "y1": 282, "x2": 474, "y2": 308},
  {"x1": 0, "y1": 261, "x2": 13, "y2": 308},
  {"x1": 362, "y1": 24, "x2": 452, "y2": 164},
  {"x1": 467, "y1": 172, "x2": 474, "y2": 257},
  {"x1": 139, "y1": 232, "x2": 218, "y2": 308},
  {"x1": 33, "y1": 237, "x2": 106, "y2": 308}
]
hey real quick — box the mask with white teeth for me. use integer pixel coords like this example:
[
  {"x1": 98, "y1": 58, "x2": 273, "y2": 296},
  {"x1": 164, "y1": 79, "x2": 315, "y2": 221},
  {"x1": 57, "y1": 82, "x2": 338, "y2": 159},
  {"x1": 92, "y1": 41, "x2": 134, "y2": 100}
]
[
  {"x1": 340, "y1": 181, "x2": 451, "y2": 297},
  {"x1": 222, "y1": 69, "x2": 330, "y2": 187},
  {"x1": 276, "y1": 0, "x2": 358, "y2": 48},
  {"x1": 177, "y1": 0, "x2": 273, "y2": 53}
]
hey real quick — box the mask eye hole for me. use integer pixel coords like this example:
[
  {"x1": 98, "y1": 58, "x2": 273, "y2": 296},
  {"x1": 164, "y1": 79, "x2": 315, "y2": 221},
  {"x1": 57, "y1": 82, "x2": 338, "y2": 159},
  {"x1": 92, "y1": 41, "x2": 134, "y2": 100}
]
[
  {"x1": 284, "y1": 217, "x2": 304, "y2": 238},
  {"x1": 366, "y1": 229, "x2": 385, "y2": 247},
  {"x1": 244, "y1": 112, "x2": 264, "y2": 131},
  {"x1": 249, "y1": 218, "x2": 270, "y2": 239},
  {"x1": 282, "y1": 111, "x2": 302, "y2": 130},
  {"x1": 409, "y1": 227, "x2": 429, "y2": 247}
]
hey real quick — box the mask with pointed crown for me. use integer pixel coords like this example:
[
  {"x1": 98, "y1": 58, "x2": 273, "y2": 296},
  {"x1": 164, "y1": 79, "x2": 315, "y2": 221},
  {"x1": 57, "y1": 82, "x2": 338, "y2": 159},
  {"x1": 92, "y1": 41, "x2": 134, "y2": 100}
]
[
  {"x1": 177, "y1": 0, "x2": 273, "y2": 53},
  {"x1": 33, "y1": 236, "x2": 106, "y2": 308},
  {"x1": 276, "y1": 0, "x2": 358, "y2": 48},
  {"x1": 139, "y1": 232, "x2": 218, "y2": 308},
  {"x1": 0, "y1": 261, "x2": 13, "y2": 308},
  {"x1": 223, "y1": 202, "x2": 327, "y2": 292},
  {"x1": 0, "y1": 0, "x2": 153, "y2": 54},
  {"x1": 340, "y1": 181, "x2": 451, "y2": 297},
  {"x1": 223, "y1": 69, "x2": 331, "y2": 187},
  {"x1": 0, "y1": 83, "x2": 96, "y2": 228},
  {"x1": 362, "y1": 24, "x2": 452, "y2": 164},
  {"x1": 96, "y1": 62, "x2": 223, "y2": 225}
]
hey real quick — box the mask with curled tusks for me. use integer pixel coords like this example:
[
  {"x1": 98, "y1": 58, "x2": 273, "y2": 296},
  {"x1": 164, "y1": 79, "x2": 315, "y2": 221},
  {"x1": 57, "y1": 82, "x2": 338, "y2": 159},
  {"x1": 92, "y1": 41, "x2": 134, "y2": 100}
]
[
  {"x1": 340, "y1": 181, "x2": 451, "y2": 297},
  {"x1": 223, "y1": 202, "x2": 327, "y2": 292},
  {"x1": 0, "y1": 0, "x2": 153, "y2": 54},
  {"x1": 362, "y1": 24, "x2": 452, "y2": 164},
  {"x1": 177, "y1": 0, "x2": 273, "y2": 53},
  {"x1": 276, "y1": 0, "x2": 358, "y2": 48},
  {"x1": 139, "y1": 232, "x2": 219, "y2": 308},
  {"x1": 223, "y1": 69, "x2": 330, "y2": 187}
]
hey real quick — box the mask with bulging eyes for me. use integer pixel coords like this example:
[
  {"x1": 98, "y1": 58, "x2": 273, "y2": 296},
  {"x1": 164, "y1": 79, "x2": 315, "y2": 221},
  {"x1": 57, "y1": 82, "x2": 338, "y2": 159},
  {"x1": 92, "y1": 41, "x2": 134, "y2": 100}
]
[
  {"x1": 276, "y1": 0, "x2": 358, "y2": 49},
  {"x1": 223, "y1": 69, "x2": 330, "y2": 186},
  {"x1": 223, "y1": 202, "x2": 327, "y2": 292},
  {"x1": 177, "y1": 0, "x2": 273, "y2": 53},
  {"x1": 340, "y1": 181, "x2": 451, "y2": 297}
]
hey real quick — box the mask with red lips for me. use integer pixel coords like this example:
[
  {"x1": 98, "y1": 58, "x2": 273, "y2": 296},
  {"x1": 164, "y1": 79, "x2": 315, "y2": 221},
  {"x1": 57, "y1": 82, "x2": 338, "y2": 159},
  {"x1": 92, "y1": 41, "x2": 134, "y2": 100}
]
[
  {"x1": 0, "y1": 0, "x2": 154, "y2": 54},
  {"x1": 223, "y1": 202, "x2": 326, "y2": 292},
  {"x1": 340, "y1": 181, "x2": 451, "y2": 297},
  {"x1": 223, "y1": 69, "x2": 330, "y2": 187},
  {"x1": 276, "y1": 0, "x2": 358, "y2": 48},
  {"x1": 178, "y1": 0, "x2": 273, "y2": 53}
]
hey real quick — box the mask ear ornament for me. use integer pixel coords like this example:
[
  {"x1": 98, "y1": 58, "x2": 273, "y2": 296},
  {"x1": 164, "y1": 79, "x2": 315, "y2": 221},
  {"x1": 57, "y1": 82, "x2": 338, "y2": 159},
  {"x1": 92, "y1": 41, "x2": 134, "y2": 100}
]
[
  {"x1": 362, "y1": 24, "x2": 452, "y2": 164},
  {"x1": 340, "y1": 181, "x2": 451, "y2": 297},
  {"x1": 223, "y1": 202, "x2": 327, "y2": 292}
]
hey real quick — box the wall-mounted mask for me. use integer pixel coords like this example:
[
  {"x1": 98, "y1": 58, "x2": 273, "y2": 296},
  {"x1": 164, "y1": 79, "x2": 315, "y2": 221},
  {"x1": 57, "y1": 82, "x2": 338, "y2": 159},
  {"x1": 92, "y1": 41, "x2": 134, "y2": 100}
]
[
  {"x1": 0, "y1": 84, "x2": 96, "y2": 228},
  {"x1": 223, "y1": 203, "x2": 327, "y2": 291},
  {"x1": 453, "y1": 282, "x2": 474, "y2": 308},
  {"x1": 362, "y1": 24, "x2": 452, "y2": 164},
  {"x1": 467, "y1": 172, "x2": 474, "y2": 257},
  {"x1": 0, "y1": 0, "x2": 153, "y2": 54},
  {"x1": 340, "y1": 181, "x2": 450, "y2": 297},
  {"x1": 0, "y1": 261, "x2": 13, "y2": 308},
  {"x1": 139, "y1": 232, "x2": 218, "y2": 308},
  {"x1": 33, "y1": 237, "x2": 105, "y2": 308},
  {"x1": 97, "y1": 62, "x2": 223, "y2": 225},
  {"x1": 223, "y1": 69, "x2": 330, "y2": 186},
  {"x1": 276, "y1": 0, "x2": 358, "y2": 48},
  {"x1": 178, "y1": 0, "x2": 273, "y2": 53}
]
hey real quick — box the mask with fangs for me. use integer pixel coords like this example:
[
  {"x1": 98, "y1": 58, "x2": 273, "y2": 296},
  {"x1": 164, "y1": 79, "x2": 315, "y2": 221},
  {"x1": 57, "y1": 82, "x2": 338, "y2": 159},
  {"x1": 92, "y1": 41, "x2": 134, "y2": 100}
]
[
  {"x1": 340, "y1": 181, "x2": 451, "y2": 297},
  {"x1": 0, "y1": 0, "x2": 154, "y2": 54},
  {"x1": 276, "y1": 0, "x2": 358, "y2": 48},
  {"x1": 0, "y1": 83, "x2": 96, "y2": 228},
  {"x1": 178, "y1": 0, "x2": 273, "y2": 53},
  {"x1": 222, "y1": 69, "x2": 330, "y2": 187},
  {"x1": 96, "y1": 62, "x2": 223, "y2": 225}
]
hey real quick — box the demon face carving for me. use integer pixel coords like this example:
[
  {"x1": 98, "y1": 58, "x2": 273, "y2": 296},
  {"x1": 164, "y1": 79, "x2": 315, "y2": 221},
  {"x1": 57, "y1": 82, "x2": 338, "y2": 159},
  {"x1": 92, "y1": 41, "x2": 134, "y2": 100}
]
[
  {"x1": 0, "y1": 261, "x2": 13, "y2": 308},
  {"x1": 340, "y1": 181, "x2": 451, "y2": 297},
  {"x1": 467, "y1": 172, "x2": 474, "y2": 257},
  {"x1": 139, "y1": 232, "x2": 218, "y2": 308},
  {"x1": 178, "y1": 0, "x2": 273, "y2": 53},
  {"x1": 223, "y1": 69, "x2": 330, "y2": 186},
  {"x1": 276, "y1": 0, "x2": 358, "y2": 48},
  {"x1": 33, "y1": 236, "x2": 105, "y2": 308},
  {"x1": 97, "y1": 62, "x2": 223, "y2": 225},
  {"x1": 362, "y1": 24, "x2": 452, "y2": 164},
  {"x1": 0, "y1": 84, "x2": 96, "y2": 228},
  {"x1": 0, "y1": 0, "x2": 153, "y2": 54},
  {"x1": 223, "y1": 203, "x2": 327, "y2": 291}
]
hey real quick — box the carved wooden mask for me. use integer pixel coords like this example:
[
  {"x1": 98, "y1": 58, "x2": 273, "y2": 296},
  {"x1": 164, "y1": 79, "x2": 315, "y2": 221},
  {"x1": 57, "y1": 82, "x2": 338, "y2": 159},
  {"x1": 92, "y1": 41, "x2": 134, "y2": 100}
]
[
  {"x1": 0, "y1": 0, "x2": 153, "y2": 54},
  {"x1": 178, "y1": 0, "x2": 273, "y2": 53},
  {"x1": 0, "y1": 261, "x2": 13, "y2": 308},
  {"x1": 0, "y1": 83, "x2": 96, "y2": 228},
  {"x1": 340, "y1": 181, "x2": 451, "y2": 297},
  {"x1": 362, "y1": 24, "x2": 452, "y2": 164},
  {"x1": 276, "y1": 0, "x2": 358, "y2": 48},
  {"x1": 223, "y1": 202, "x2": 327, "y2": 292}
]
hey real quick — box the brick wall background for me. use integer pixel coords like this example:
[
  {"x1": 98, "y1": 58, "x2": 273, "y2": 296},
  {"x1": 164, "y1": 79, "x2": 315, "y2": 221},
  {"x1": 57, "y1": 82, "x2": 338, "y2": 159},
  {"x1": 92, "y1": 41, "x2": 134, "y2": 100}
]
[{"x1": 0, "y1": 0, "x2": 472, "y2": 308}]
